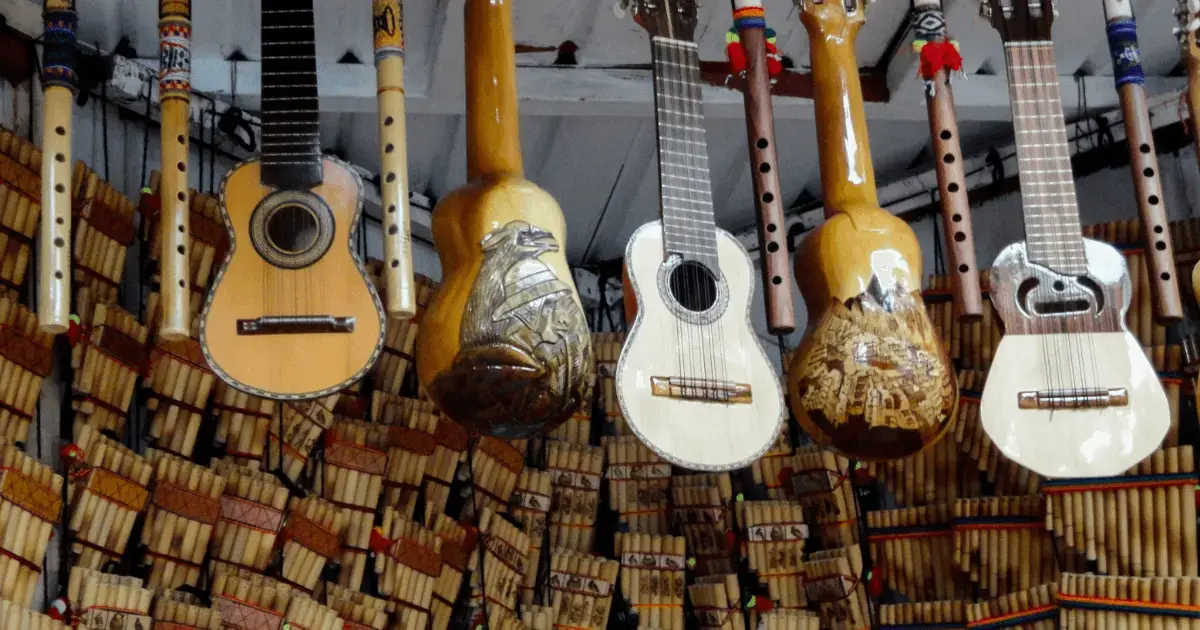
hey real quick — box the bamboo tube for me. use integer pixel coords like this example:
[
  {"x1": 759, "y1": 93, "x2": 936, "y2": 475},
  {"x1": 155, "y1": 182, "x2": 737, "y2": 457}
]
[
  {"x1": 739, "y1": 500, "x2": 808, "y2": 610},
  {"x1": 265, "y1": 394, "x2": 339, "y2": 483},
  {"x1": 510, "y1": 467, "x2": 551, "y2": 605},
  {"x1": 467, "y1": 507, "x2": 533, "y2": 624},
  {"x1": 66, "y1": 425, "x2": 152, "y2": 571},
  {"x1": 278, "y1": 494, "x2": 346, "y2": 595},
  {"x1": 374, "y1": 392, "x2": 439, "y2": 517},
  {"x1": 802, "y1": 546, "x2": 869, "y2": 630},
  {"x1": 0, "y1": 294, "x2": 53, "y2": 445},
  {"x1": 965, "y1": 583, "x2": 1058, "y2": 630},
  {"x1": 865, "y1": 425, "x2": 982, "y2": 507},
  {"x1": 756, "y1": 608, "x2": 821, "y2": 630},
  {"x1": 951, "y1": 368, "x2": 1042, "y2": 496},
  {"x1": 951, "y1": 495, "x2": 1054, "y2": 598},
  {"x1": 604, "y1": 436, "x2": 671, "y2": 534},
  {"x1": 548, "y1": 441, "x2": 603, "y2": 553},
  {"x1": 145, "y1": 335, "x2": 215, "y2": 458},
  {"x1": 372, "y1": 509, "x2": 442, "y2": 630},
  {"x1": 520, "y1": 604, "x2": 555, "y2": 629},
  {"x1": 370, "y1": 270, "x2": 437, "y2": 396},
  {"x1": 791, "y1": 445, "x2": 859, "y2": 549},
  {"x1": 69, "y1": 567, "x2": 154, "y2": 629},
  {"x1": 751, "y1": 421, "x2": 794, "y2": 500},
  {"x1": 594, "y1": 333, "x2": 628, "y2": 435},
  {"x1": 208, "y1": 460, "x2": 288, "y2": 575},
  {"x1": 0, "y1": 439, "x2": 64, "y2": 607},
  {"x1": 69, "y1": 161, "x2": 135, "y2": 321},
  {"x1": 325, "y1": 583, "x2": 389, "y2": 630},
  {"x1": 209, "y1": 565, "x2": 292, "y2": 630},
  {"x1": 152, "y1": 588, "x2": 223, "y2": 629},
  {"x1": 0, "y1": 128, "x2": 42, "y2": 298},
  {"x1": 70, "y1": 303, "x2": 149, "y2": 438},
  {"x1": 141, "y1": 450, "x2": 225, "y2": 589},
  {"x1": 321, "y1": 418, "x2": 389, "y2": 590},
  {"x1": 429, "y1": 512, "x2": 477, "y2": 630},
  {"x1": 212, "y1": 381, "x2": 275, "y2": 469},
  {"x1": 465, "y1": 436, "x2": 524, "y2": 519},
  {"x1": 1060, "y1": 572, "x2": 1200, "y2": 628},
  {"x1": 689, "y1": 574, "x2": 745, "y2": 630},
  {"x1": 282, "y1": 593, "x2": 341, "y2": 630},
  {"x1": 615, "y1": 532, "x2": 686, "y2": 630},
  {"x1": 878, "y1": 600, "x2": 967, "y2": 628},
  {"x1": 0, "y1": 598, "x2": 65, "y2": 630},
  {"x1": 547, "y1": 368, "x2": 596, "y2": 445},
  {"x1": 672, "y1": 473, "x2": 735, "y2": 576},
  {"x1": 547, "y1": 548, "x2": 619, "y2": 629}
]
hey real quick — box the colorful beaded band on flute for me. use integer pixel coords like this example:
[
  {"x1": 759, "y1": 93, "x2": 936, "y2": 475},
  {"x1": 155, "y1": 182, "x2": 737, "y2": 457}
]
[
  {"x1": 965, "y1": 583, "x2": 1058, "y2": 630},
  {"x1": 1060, "y1": 572, "x2": 1200, "y2": 627}
]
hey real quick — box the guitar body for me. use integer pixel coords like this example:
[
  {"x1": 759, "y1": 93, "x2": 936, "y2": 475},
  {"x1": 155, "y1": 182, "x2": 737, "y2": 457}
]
[
  {"x1": 201, "y1": 157, "x2": 384, "y2": 399},
  {"x1": 616, "y1": 221, "x2": 783, "y2": 470},
  {"x1": 415, "y1": 175, "x2": 592, "y2": 439},
  {"x1": 787, "y1": 209, "x2": 957, "y2": 460},
  {"x1": 982, "y1": 238, "x2": 1168, "y2": 477}
]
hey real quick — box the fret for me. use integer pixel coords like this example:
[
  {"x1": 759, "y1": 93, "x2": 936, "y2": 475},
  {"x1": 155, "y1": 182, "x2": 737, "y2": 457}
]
[
  {"x1": 656, "y1": 108, "x2": 702, "y2": 118},
  {"x1": 262, "y1": 70, "x2": 316, "y2": 76},
  {"x1": 1022, "y1": 192, "x2": 1074, "y2": 198},
  {"x1": 263, "y1": 84, "x2": 319, "y2": 89},
  {"x1": 661, "y1": 174, "x2": 709, "y2": 184},
  {"x1": 661, "y1": 148, "x2": 708, "y2": 159},
  {"x1": 263, "y1": 41, "x2": 316, "y2": 46},
  {"x1": 658, "y1": 122, "x2": 705, "y2": 132}
]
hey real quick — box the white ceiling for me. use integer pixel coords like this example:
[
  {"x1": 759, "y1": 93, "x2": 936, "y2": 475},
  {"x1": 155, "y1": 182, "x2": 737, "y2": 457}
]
[{"x1": 21, "y1": 0, "x2": 1194, "y2": 263}]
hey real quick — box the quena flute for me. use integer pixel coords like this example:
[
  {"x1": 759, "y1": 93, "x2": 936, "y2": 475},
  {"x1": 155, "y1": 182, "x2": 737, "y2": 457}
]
[
  {"x1": 38, "y1": 0, "x2": 77, "y2": 333},
  {"x1": 158, "y1": 0, "x2": 192, "y2": 339},
  {"x1": 373, "y1": 0, "x2": 415, "y2": 318},
  {"x1": 1104, "y1": 0, "x2": 1183, "y2": 322}
]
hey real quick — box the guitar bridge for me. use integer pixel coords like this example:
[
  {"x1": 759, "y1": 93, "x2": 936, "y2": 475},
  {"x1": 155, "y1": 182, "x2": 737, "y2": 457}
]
[
  {"x1": 650, "y1": 376, "x2": 752, "y2": 404},
  {"x1": 1017, "y1": 388, "x2": 1129, "y2": 410},
  {"x1": 237, "y1": 316, "x2": 355, "y2": 335}
]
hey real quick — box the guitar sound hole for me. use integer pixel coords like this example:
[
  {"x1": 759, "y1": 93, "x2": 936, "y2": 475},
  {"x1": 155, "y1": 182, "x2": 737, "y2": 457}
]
[
  {"x1": 669, "y1": 261, "x2": 718, "y2": 313},
  {"x1": 266, "y1": 204, "x2": 320, "y2": 254}
]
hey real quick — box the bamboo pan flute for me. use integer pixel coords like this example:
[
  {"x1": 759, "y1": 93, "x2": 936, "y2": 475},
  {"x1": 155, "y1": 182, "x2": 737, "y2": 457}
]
[
  {"x1": 282, "y1": 593, "x2": 342, "y2": 630},
  {"x1": 1060, "y1": 572, "x2": 1200, "y2": 628},
  {"x1": 374, "y1": 509, "x2": 442, "y2": 630},
  {"x1": 604, "y1": 435, "x2": 671, "y2": 534},
  {"x1": 372, "y1": 392, "x2": 439, "y2": 518},
  {"x1": 68, "y1": 567, "x2": 153, "y2": 630},
  {"x1": 466, "y1": 436, "x2": 524, "y2": 519},
  {"x1": 0, "y1": 439, "x2": 62, "y2": 607},
  {"x1": 965, "y1": 582, "x2": 1058, "y2": 629},
  {"x1": 145, "y1": 335, "x2": 216, "y2": 458},
  {"x1": 70, "y1": 161, "x2": 135, "y2": 324},
  {"x1": 0, "y1": 294, "x2": 53, "y2": 445},
  {"x1": 510, "y1": 466, "x2": 550, "y2": 605},
  {"x1": 213, "y1": 381, "x2": 275, "y2": 469},
  {"x1": 471, "y1": 507, "x2": 532, "y2": 623},
  {"x1": 139, "y1": 172, "x2": 227, "y2": 314},
  {"x1": 278, "y1": 494, "x2": 346, "y2": 595},
  {"x1": 803, "y1": 546, "x2": 869, "y2": 630},
  {"x1": 210, "y1": 565, "x2": 292, "y2": 630},
  {"x1": 673, "y1": 473, "x2": 735, "y2": 576},
  {"x1": 70, "y1": 303, "x2": 148, "y2": 438},
  {"x1": 952, "y1": 495, "x2": 1057, "y2": 598},
  {"x1": 152, "y1": 588, "x2": 222, "y2": 629},
  {"x1": 866, "y1": 503, "x2": 969, "y2": 602},
  {"x1": 429, "y1": 512, "x2": 476, "y2": 630},
  {"x1": 422, "y1": 408, "x2": 467, "y2": 523},
  {"x1": 0, "y1": 128, "x2": 42, "y2": 294},
  {"x1": 546, "y1": 548, "x2": 619, "y2": 629},
  {"x1": 548, "y1": 440, "x2": 603, "y2": 553},
  {"x1": 594, "y1": 332, "x2": 627, "y2": 435},
  {"x1": 0, "y1": 599, "x2": 63, "y2": 630},
  {"x1": 738, "y1": 500, "x2": 808, "y2": 610},
  {"x1": 924, "y1": 272, "x2": 1002, "y2": 371},
  {"x1": 756, "y1": 609, "x2": 821, "y2": 630},
  {"x1": 266, "y1": 395, "x2": 338, "y2": 483},
  {"x1": 1083, "y1": 219, "x2": 1172, "y2": 349},
  {"x1": 1042, "y1": 444, "x2": 1198, "y2": 578},
  {"x1": 866, "y1": 421, "x2": 983, "y2": 507},
  {"x1": 142, "y1": 449, "x2": 224, "y2": 589},
  {"x1": 325, "y1": 583, "x2": 389, "y2": 630},
  {"x1": 790, "y1": 446, "x2": 859, "y2": 549},
  {"x1": 320, "y1": 418, "x2": 388, "y2": 589},
  {"x1": 878, "y1": 600, "x2": 967, "y2": 628},
  {"x1": 953, "y1": 368, "x2": 1042, "y2": 496},
  {"x1": 521, "y1": 604, "x2": 555, "y2": 629},
  {"x1": 547, "y1": 368, "x2": 596, "y2": 445},
  {"x1": 615, "y1": 532, "x2": 686, "y2": 630},
  {"x1": 689, "y1": 574, "x2": 745, "y2": 630},
  {"x1": 66, "y1": 425, "x2": 152, "y2": 571},
  {"x1": 752, "y1": 422, "x2": 794, "y2": 500},
  {"x1": 369, "y1": 265, "x2": 437, "y2": 396},
  {"x1": 209, "y1": 460, "x2": 288, "y2": 574}
]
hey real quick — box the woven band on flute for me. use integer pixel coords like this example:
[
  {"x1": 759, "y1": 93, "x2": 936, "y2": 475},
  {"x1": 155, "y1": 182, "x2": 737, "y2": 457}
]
[
  {"x1": 790, "y1": 467, "x2": 847, "y2": 497},
  {"x1": 1059, "y1": 592, "x2": 1200, "y2": 618},
  {"x1": 386, "y1": 536, "x2": 441, "y2": 577},
  {"x1": 477, "y1": 436, "x2": 524, "y2": 473},
  {"x1": 386, "y1": 425, "x2": 436, "y2": 456},
  {"x1": 324, "y1": 439, "x2": 387, "y2": 476},
  {"x1": 214, "y1": 595, "x2": 284, "y2": 630},
  {"x1": 152, "y1": 480, "x2": 220, "y2": 524},
  {"x1": 144, "y1": 548, "x2": 203, "y2": 569},
  {"x1": 72, "y1": 196, "x2": 136, "y2": 244},
  {"x1": 966, "y1": 604, "x2": 1057, "y2": 629},
  {"x1": 0, "y1": 466, "x2": 62, "y2": 523},
  {"x1": 150, "y1": 338, "x2": 210, "y2": 374},
  {"x1": 280, "y1": 513, "x2": 339, "y2": 559},
  {"x1": 78, "y1": 324, "x2": 148, "y2": 372},
  {"x1": 1042, "y1": 472, "x2": 1199, "y2": 493},
  {"x1": 881, "y1": 624, "x2": 964, "y2": 630},
  {"x1": 0, "y1": 325, "x2": 54, "y2": 377},
  {"x1": 804, "y1": 573, "x2": 861, "y2": 604},
  {"x1": 71, "y1": 535, "x2": 121, "y2": 559},
  {"x1": 42, "y1": 5, "x2": 77, "y2": 86},
  {"x1": 219, "y1": 494, "x2": 284, "y2": 534},
  {"x1": 1107, "y1": 18, "x2": 1145, "y2": 87},
  {"x1": 83, "y1": 467, "x2": 149, "y2": 512}
]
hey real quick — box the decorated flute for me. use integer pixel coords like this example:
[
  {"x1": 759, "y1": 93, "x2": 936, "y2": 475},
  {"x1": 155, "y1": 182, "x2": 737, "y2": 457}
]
[
  {"x1": 1104, "y1": 0, "x2": 1182, "y2": 322},
  {"x1": 38, "y1": 0, "x2": 77, "y2": 334},
  {"x1": 158, "y1": 0, "x2": 193, "y2": 339},
  {"x1": 912, "y1": 0, "x2": 981, "y2": 319},
  {"x1": 728, "y1": 0, "x2": 794, "y2": 334},
  {"x1": 372, "y1": 0, "x2": 415, "y2": 319}
]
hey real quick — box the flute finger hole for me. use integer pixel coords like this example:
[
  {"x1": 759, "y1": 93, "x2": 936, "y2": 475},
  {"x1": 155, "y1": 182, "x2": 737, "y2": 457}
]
[
  {"x1": 178, "y1": 245, "x2": 186, "y2": 255},
  {"x1": 53, "y1": 238, "x2": 63, "y2": 248},
  {"x1": 1144, "y1": 167, "x2": 1155, "y2": 177},
  {"x1": 1149, "y1": 195, "x2": 1160, "y2": 205},
  {"x1": 1156, "y1": 241, "x2": 1167, "y2": 251},
  {"x1": 1139, "y1": 143, "x2": 1150, "y2": 153},
  {"x1": 767, "y1": 223, "x2": 776, "y2": 232},
  {"x1": 759, "y1": 163, "x2": 771, "y2": 173},
  {"x1": 386, "y1": 173, "x2": 396, "y2": 183},
  {"x1": 762, "y1": 192, "x2": 774, "y2": 204},
  {"x1": 767, "y1": 242, "x2": 779, "y2": 253},
  {"x1": 947, "y1": 183, "x2": 960, "y2": 193},
  {"x1": 940, "y1": 130, "x2": 952, "y2": 140},
  {"x1": 177, "y1": 162, "x2": 187, "y2": 173},
  {"x1": 954, "y1": 232, "x2": 966, "y2": 242},
  {"x1": 942, "y1": 154, "x2": 956, "y2": 164},
  {"x1": 55, "y1": 218, "x2": 63, "y2": 225},
  {"x1": 55, "y1": 127, "x2": 65, "y2": 136},
  {"x1": 391, "y1": 260, "x2": 399, "y2": 268},
  {"x1": 1154, "y1": 225, "x2": 1164, "y2": 233},
  {"x1": 772, "y1": 276, "x2": 782, "y2": 285},
  {"x1": 386, "y1": 144, "x2": 395, "y2": 153},
  {"x1": 177, "y1": 135, "x2": 186, "y2": 145},
  {"x1": 1162, "y1": 272, "x2": 1172, "y2": 281},
  {"x1": 959, "y1": 265, "x2": 969, "y2": 273},
  {"x1": 388, "y1": 226, "x2": 398, "y2": 235},
  {"x1": 55, "y1": 184, "x2": 64, "y2": 194},
  {"x1": 756, "y1": 138, "x2": 769, "y2": 149},
  {"x1": 54, "y1": 271, "x2": 62, "y2": 280},
  {"x1": 177, "y1": 192, "x2": 186, "y2": 202},
  {"x1": 387, "y1": 204, "x2": 396, "y2": 213},
  {"x1": 952, "y1": 213, "x2": 962, "y2": 222},
  {"x1": 54, "y1": 153, "x2": 64, "y2": 163}
]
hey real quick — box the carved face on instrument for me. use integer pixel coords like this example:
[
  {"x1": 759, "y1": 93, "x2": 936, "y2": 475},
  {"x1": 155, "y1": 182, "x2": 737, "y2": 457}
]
[{"x1": 481, "y1": 222, "x2": 560, "y2": 259}]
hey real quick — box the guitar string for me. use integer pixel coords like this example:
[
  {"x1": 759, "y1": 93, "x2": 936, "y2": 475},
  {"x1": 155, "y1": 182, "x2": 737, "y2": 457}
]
[{"x1": 653, "y1": 37, "x2": 689, "y2": 392}]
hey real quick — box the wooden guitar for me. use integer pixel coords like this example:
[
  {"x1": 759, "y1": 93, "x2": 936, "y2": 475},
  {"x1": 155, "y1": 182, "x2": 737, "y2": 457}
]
[
  {"x1": 979, "y1": 0, "x2": 1167, "y2": 478},
  {"x1": 415, "y1": 0, "x2": 592, "y2": 439},
  {"x1": 615, "y1": 0, "x2": 784, "y2": 471},
  {"x1": 200, "y1": 0, "x2": 384, "y2": 400},
  {"x1": 786, "y1": 0, "x2": 956, "y2": 461}
]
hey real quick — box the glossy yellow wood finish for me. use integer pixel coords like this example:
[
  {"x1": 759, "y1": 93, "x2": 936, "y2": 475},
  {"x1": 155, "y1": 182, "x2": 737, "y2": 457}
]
[
  {"x1": 201, "y1": 158, "x2": 383, "y2": 399},
  {"x1": 158, "y1": 97, "x2": 192, "y2": 341},
  {"x1": 38, "y1": 87, "x2": 72, "y2": 334},
  {"x1": 415, "y1": 0, "x2": 592, "y2": 438},
  {"x1": 786, "y1": 1, "x2": 956, "y2": 461}
]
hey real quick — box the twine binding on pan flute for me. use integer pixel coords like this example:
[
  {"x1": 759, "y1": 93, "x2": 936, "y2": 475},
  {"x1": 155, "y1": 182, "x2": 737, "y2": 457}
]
[
  {"x1": 880, "y1": 624, "x2": 964, "y2": 629},
  {"x1": 965, "y1": 603, "x2": 1057, "y2": 629},
  {"x1": 1059, "y1": 592, "x2": 1200, "y2": 618},
  {"x1": 214, "y1": 595, "x2": 284, "y2": 630},
  {"x1": 952, "y1": 515, "x2": 1043, "y2": 531},
  {"x1": 1041, "y1": 472, "x2": 1199, "y2": 493}
]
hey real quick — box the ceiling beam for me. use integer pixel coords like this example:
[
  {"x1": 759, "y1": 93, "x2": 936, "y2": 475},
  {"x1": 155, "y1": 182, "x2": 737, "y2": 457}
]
[{"x1": 884, "y1": 0, "x2": 983, "y2": 105}]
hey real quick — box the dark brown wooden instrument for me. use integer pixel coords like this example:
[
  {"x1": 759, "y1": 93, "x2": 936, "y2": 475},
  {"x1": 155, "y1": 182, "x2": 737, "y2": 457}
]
[
  {"x1": 1178, "y1": 0, "x2": 1200, "y2": 175},
  {"x1": 158, "y1": 0, "x2": 192, "y2": 340},
  {"x1": 38, "y1": 0, "x2": 77, "y2": 334}
]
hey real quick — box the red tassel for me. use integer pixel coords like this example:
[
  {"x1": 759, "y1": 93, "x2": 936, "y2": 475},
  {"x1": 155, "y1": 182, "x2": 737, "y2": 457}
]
[
  {"x1": 776, "y1": 466, "x2": 794, "y2": 497},
  {"x1": 726, "y1": 42, "x2": 748, "y2": 76},
  {"x1": 765, "y1": 42, "x2": 783, "y2": 77},
  {"x1": 918, "y1": 41, "x2": 963, "y2": 80},
  {"x1": 724, "y1": 529, "x2": 737, "y2": 551},
  {"x1": 47, "y1": 597, "x2": 69, "y2": 622},
  {"x1": 67, "y1": 316, "x2": 83, "y2": 347},
  {"x1": 868, "y1": 568, "x2": 886, "y2": 597},
  {"x1": 369, "y1": 526, "x2": 393, "y2": 554}
]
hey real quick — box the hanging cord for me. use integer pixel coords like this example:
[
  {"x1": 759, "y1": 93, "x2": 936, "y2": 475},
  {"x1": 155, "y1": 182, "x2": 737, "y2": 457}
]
[
  {"x1": 930, "y1": 190, "x2": 946, "y2": 277},
  {"x1": 984, "y1": 147, "x2": 1004, "y2": 183},
  {"x1": 96, "y1": 42, "x2": 110, "y2": 181},
  {"x1": 139, "y1": 76, "x2": 152, "y2": 188},
  {"x1": 1073, "y1": 74, "x2": 1096, "y2": 153}
]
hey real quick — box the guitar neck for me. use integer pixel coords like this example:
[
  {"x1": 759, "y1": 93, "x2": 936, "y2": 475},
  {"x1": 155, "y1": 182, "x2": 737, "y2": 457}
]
[
  {"x1": 1003, "y1": 41, "x2": 1086, "y2": 276},
  {"x1": 650, "y1": 36, "x2": 718, "y2": 265},
  {"x1": 260, "y1": 0, "x2": 322, "y2": 189}
]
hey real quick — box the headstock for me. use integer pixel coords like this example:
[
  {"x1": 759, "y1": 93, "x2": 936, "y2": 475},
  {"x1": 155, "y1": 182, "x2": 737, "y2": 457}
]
[
  {"x1": 630, "y1": 0, "x2": 698, "y2": 41},
  {"x1": 794, "y1": 0, "x2": 866, "y2": 35},
  {"x1": 1175, "y1": 0, "x2": 1200, "y2": 53},
  {"x1": 980, "y1": 0, "x2": 1056, "y2": 42}
]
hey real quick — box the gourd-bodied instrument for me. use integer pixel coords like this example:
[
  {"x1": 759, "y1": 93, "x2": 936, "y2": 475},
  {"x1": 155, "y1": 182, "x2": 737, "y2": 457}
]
[
  {"x1": 415, "y1": 0, "x2": 592, "y2": 438},
  {"x1": 38, "y1": 0, "x2": 78, "y2": 334},
  {"x1": 373, "y1": 0, "x2": 415, "y2": 320},
  {"x1": 200, "y1": 0, "x2": 385, "y2": 399},
  {"x1": 728, "y1": 0, "x2": 794, "y2": 335},
  {"x1": 1103, "y1": 0, "x2": 1181, "y2": 323},
  {"x1": 614, "y1": 0, "x2": 784, "y2": 471},
  {"x1": 979, "y1": 0, "x2": 1168, "y2": 478},
  {"x1": 912, "y1": 0, "x2": 981, "y2": 320},
  {"x1": 786, "y1": 0, "x2": 956, "y2": 461},
  {"x1": 158, "y1": 0, "x2": 192, "y2": 340}
]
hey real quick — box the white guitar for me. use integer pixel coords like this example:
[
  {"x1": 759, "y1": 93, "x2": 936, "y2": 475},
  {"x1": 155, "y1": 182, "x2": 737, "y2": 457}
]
[
  {"x1": 615, "y1": 0, "x2": 784, "y2": 471},
  {"x1": 979, "y1": 0, "x2": 1167, "y2": 478}
]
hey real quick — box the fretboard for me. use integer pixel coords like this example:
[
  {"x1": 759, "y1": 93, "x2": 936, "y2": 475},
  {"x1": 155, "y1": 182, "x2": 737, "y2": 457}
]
[
  {"x1": 651, "y1": 37, "x2": 719, "y2": 266},
  {"x1": 1004, "y1": 41, "x2": 1086, "y2": 275},
  {"x1": 260, "y1": 0, "x2": 322, "y2": 189}
]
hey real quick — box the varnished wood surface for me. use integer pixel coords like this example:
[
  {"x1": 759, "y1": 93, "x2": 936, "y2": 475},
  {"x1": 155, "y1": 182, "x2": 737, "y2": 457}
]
[
  {"x1": 465, "y1": 0, "x2": 522, "y2": 181},
  {"x1": 38, "y1": 87, "x2": 72, "y2": 334},
  {"x1": 201, "y1": 158, "x2": 383, "y2": 399},
  {"x1": 158, "y1": 97, "x2": 191, "y2": 340}
]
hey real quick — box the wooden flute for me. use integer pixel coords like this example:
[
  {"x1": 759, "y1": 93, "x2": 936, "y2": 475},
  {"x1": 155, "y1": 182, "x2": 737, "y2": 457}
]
[
  {"x1": 1179, "y1": 0, "x2": 1200, "y2": 176},
  {"x1": 912, "y1": 0, "x2": 981, "y2": 319},
  {"x1": 158, "y1": 0, "x2": 193, "y2": 339},
  {"x1": 730, "y1": 0, "x2": 794, "y2": 335},
  {"x1": 1105, "y1": 0, "x2": 1182, "y2": 323},
  {"x1": 373, "y1": 0, "x2": 416, "y2": 319},
  {"x1": 38, "y1": 0, "x2": 77, "y2": 334}
]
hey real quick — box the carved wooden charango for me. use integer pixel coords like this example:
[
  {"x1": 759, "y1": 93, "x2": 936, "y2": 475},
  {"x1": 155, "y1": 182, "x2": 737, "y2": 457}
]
[
  {"x1": 200, "y1": 0, "x2": 384, "y2": 400},
  {"x1": 415, "y1": 0, "x2": 592, "y2": 439},
  {"x1": 786, "y1": 0, "x2": 956, "y2": 461}
]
